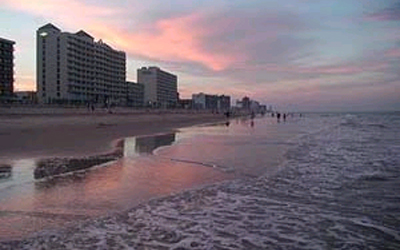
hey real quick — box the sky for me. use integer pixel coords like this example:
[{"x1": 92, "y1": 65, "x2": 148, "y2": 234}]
[{"x1": 0, "y1": 0, "x2": 399, "y2": 112}]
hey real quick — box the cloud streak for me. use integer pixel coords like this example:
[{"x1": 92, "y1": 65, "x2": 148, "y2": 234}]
[
  {"x1": 2, "y1": 0, "x2": 239, "y2": 70},
  {"x1": 365, "y1": 1, "x2": 400, "y2": 21}
]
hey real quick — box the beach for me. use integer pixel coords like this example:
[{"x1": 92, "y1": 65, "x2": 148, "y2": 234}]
[
  {"x1": 0, "y1": 111, "x2": 399, "y2": 249},
  {"x1": 0, "y1": 108, "x2": 228, "y2": 160},
  {"x1": 0, "y1": 108, "x2": 241, "y2": 242}
]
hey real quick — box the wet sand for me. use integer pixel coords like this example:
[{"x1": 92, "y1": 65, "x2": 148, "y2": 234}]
[
  {"x1": 0, "y1": 110, "x2": 227, "y2": 160},
  {"x1": 0, "y1": 109, "x2": 233, "y2": 241}
]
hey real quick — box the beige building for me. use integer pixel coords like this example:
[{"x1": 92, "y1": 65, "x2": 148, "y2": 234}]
[
  {"x1": 36, "y1": 23, "x2": 126, "y2": 105},
  {"x1": 137, "y1": 67, "x2": 177, "y2": 108}
]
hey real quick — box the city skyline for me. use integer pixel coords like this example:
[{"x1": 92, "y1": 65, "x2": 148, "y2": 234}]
[{"x1": 0, "y1": 0, "x2": 399, "y2": 111}]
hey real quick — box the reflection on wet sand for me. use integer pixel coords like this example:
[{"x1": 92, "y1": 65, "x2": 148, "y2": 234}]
[
  {"x1": 0, "y1": 131, "x2": 232, "y2": 240},
  {"x1": 124, "y1": 133, "x2": 176, "y2": 157},
  {"x1": 0, "y1": 117, "x2": 296, "y2": 241},
  {"x1": 0, "y1": 164, "x2": 12, "y2": 179}
]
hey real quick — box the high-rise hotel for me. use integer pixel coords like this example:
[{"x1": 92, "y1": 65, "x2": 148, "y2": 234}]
[
  {"x1": 36, "y1": 23, "x2": 126, "y2": 104},
  {"x1": 0, "y1": 37, "x2": 15, "y2": 102}
]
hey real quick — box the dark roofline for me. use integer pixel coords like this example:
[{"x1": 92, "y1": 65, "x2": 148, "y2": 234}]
[
  {"x1": 76, "y1": 30, "x2": 94, "y2": 40},
  {"x1": 0, "y1": 37, "x2": 15, "y2": 44},
  {"x1": 38, "y1": 23, "x2": 61, "y2": 31}
]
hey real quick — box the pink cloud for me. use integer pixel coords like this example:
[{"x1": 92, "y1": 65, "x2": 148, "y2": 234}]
[
  {"x1": 365, "y1": 11, "x2": 400, "y2": 22},
  {"x1": 235, "y1": 60, "x2": 387, "y2": 76},
  {"x1": 2, "y1": 0, "x2": 240, "y2": 71},
  {"x1": 385, "y1": 48, "x2": 400, "y2": 58},
  {"x1": 92, "y1": 14, "x2": 239, "y2": 71},
  {"x1": 1, "y1": 0, "x2": 120, "y2": 25}
]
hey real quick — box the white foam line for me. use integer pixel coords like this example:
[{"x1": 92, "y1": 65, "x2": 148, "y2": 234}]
[{"x1": 164, "y1": 157, "x2": 235, "y2": 173}]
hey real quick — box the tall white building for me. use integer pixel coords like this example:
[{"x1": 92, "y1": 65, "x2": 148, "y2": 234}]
[
  {"x1": 137, "y1": 67, "x2": 177, "y2": 108},
  {"x1": 36, "y1": 23, "x2": 126, "y2": 104}
]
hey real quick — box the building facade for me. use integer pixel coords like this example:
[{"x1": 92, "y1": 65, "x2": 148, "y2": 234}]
[
  {"x1": 178, "y1": 99, "x2": 193, "y2": 109},
  {"x1": 0, "y1": 37, "x2": 15, "y2": 102},
  {"x1": 218, "y1": 95, "x2": 231, "y2": 111},
  {"x1": 236, "y1": 96, "x2": 251, "y2": 110},
  {"x1": 192, "y1": 93, "x2": 231, "y2": 111},
  {"x1": 137, "y1": 67, "x2": 177, "y2": 108},
  {"x1": 126, "y1": 81, "x2": 144, "y2": 107},
  {"x1": 36, "y1": 23, "x2": 126, "y2": 105}
]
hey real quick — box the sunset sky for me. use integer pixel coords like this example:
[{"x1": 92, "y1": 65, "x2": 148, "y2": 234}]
[{"x1": 0, "y1": 0, "x2": 399, "y2": 111}]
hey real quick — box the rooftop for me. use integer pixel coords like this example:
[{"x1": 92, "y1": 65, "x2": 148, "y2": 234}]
[{"x1": 0, "y1": 37, "x2": 15, "y2": 44}]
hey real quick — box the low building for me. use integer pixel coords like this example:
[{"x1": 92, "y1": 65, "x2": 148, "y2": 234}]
[
  {"x1": 192, "y1": 93, "x2": 231, "y2": 111},
  {"x1": 178, "y1": 99, "x2": 193, "y2": 109},
  {"x1": 218, "y1": 95, "x2": 231, "y2": 111},
  {"x1": 126, "y1": 81, "x2": 144, "y2": 107},
  {"x1": 236, "y1": 96, "x2": 251, "y2": 110},
  {"x1": 236, "y1": 96, "x2": 266, "y2": 113},
  {"x1": 14, "y1": 91, "x2": 37, "y2": 104}
]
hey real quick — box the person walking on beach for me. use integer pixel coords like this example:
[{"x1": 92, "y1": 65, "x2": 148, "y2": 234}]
[
  {"x1": 283, "y1": 113, "x2": 286, "y2": 122},
  {"x1": 277, "y1": 112, "x2": 281, "y2": 122}
]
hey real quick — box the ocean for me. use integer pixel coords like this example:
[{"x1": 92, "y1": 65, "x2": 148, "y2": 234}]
[{"x1": 0, "y1": 112, "x2": 399, "y2": 249}]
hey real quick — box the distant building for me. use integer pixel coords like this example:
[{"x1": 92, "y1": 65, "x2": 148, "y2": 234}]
[
  {"x1": 137, "y1": 67, "x2": 177, "y2": 108},
  {"x1": 236, "y1": 96, "x2": 251, "y2": 110},
  {"x1": 250, "y1": 100, "x2": 260, "y2": 112},
  {"x1": 14, "y1": 91, "x2": 37, "y2": 104},
  {"x1": 192, "y1": 93, "x2": 214, "y2": 109},
  {"x1": 178, "y1": 99, "x2": 193, "y2": 109},
  {"x1": 260, "y1": 105, "x2": 267, "y2": 113},
  {"x1": 218, "y1": 95, "x2": 231, "y2": 111},
  {"x1": 0, "y1": 37, "x2": 15, "y2": 102},
  {"x1": 126, "y1": 81, "x2": 144, "y2": 107},
  {"x1": 236, "y1": 96, "x2": 266, "y2": 113},
  {"x1": 192, "y1": 93, "x2": 231, "y2": 111},
  {"x1": 36, "y1": 23, "x2": 126, "y2": 105}
]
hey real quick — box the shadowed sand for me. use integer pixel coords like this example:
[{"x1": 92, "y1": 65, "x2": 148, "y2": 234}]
[{"x1": 0, "y1": 109, "x2": 227, "y2": 160}]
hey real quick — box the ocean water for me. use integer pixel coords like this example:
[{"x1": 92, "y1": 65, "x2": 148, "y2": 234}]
[{"x1": 0, "y1": 112, "x2": 399, "y2": 249}]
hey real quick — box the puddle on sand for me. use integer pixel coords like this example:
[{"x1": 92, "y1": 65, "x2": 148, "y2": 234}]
[{"x1": 123, "y1": 132, "x2": 176, "y2": 157}]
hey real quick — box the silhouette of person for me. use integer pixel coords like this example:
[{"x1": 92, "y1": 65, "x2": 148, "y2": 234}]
[
  {"x1": 277, "y1": 112, "x2": 281, "y2": 122},
  {"x1": 283, "y1": 113, "x2": 286, "y2": 122},
  {"x1": 251, "y1": 111, "x2": 255, "y2": 120}
]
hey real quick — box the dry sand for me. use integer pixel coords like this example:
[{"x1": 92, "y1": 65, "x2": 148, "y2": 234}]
[{"x1": 0, "y1": 109, "x2": 228, "y2": 160}]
